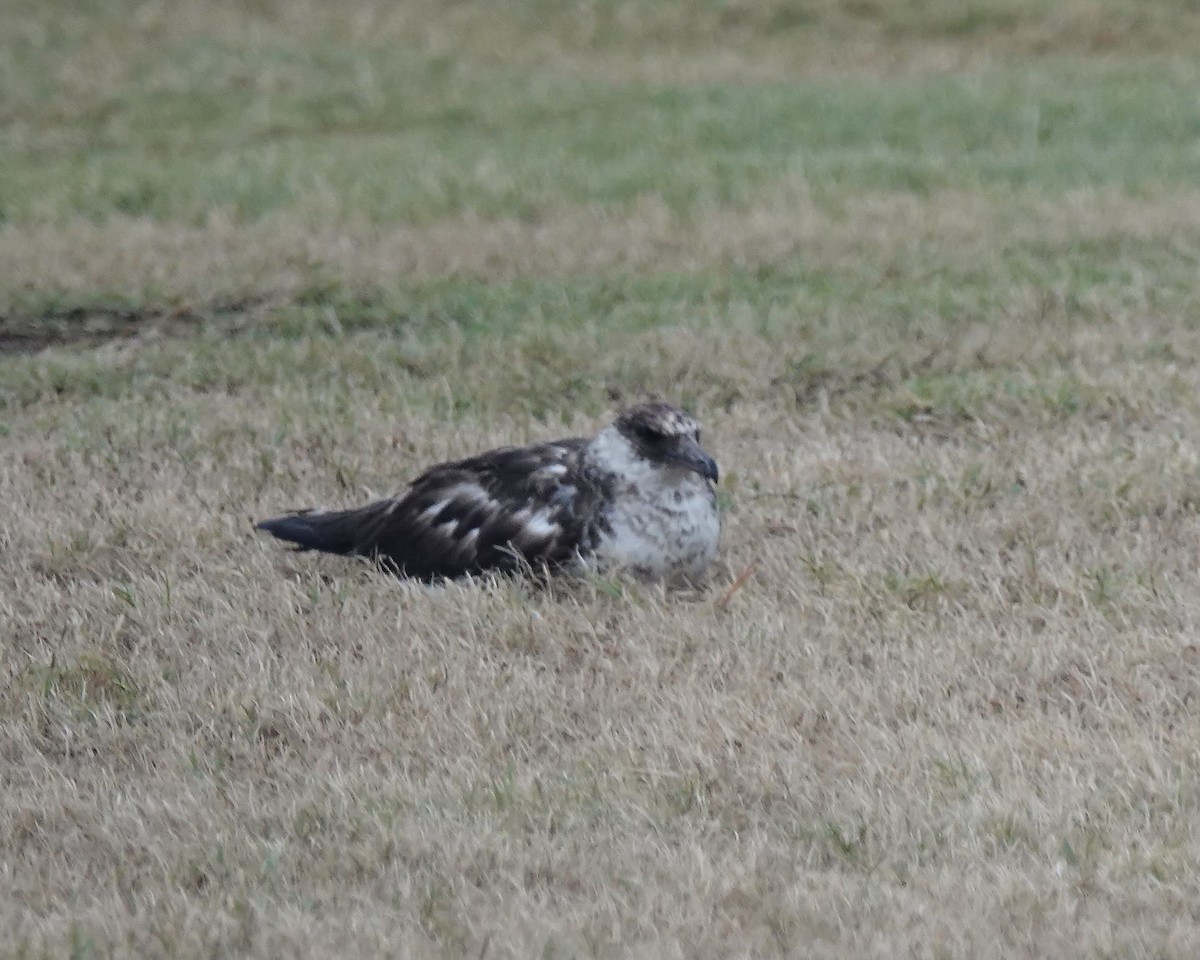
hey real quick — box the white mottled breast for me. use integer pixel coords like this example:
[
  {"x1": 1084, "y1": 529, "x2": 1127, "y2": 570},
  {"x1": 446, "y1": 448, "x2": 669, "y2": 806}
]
[{"x1": 583, "y1": 427, "x2": 721, "y2": 583}]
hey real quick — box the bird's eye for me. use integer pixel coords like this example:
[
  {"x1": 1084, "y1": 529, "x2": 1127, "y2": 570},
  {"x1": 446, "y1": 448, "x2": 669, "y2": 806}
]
[{"x1": 634, "y1": 424, "x2": 660, "y2": 443}]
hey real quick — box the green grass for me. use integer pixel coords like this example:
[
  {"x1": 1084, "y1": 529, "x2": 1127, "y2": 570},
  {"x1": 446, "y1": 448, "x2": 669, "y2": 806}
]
[
  {"x1": 8, "y1": 63, "x2": 1200, "y2": 225},
  {"x1": 6, "y1": 0, "x2": 1200, "y2": 225}
]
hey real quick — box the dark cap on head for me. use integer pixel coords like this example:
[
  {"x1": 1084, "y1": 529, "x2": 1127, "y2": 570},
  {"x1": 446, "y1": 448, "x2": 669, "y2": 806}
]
[{"x1": 614, "y1": 403, "x2": 718, "y2": 483}]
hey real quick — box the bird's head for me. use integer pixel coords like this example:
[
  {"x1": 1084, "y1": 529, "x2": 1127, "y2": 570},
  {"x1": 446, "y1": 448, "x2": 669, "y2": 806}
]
[{"x1": 612, "y1": 402, "x2": 719, "y2": 483}]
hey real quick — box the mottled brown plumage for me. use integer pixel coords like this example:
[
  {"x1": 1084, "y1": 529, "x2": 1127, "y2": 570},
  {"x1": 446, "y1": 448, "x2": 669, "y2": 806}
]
[{"x1": 256, "y1": 403, "x2": 720, "y2": 583}]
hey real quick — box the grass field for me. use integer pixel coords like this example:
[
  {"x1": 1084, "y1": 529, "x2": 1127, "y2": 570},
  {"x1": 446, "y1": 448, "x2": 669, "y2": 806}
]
[{"x1": 7, "y1": 1, "x2": 1200, "y2": 956}]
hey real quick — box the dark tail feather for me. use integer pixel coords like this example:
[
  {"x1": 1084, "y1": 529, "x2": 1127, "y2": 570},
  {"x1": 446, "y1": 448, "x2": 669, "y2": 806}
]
[{"x1": 256, "y1": 506, "x2": 383, "y2": 556}]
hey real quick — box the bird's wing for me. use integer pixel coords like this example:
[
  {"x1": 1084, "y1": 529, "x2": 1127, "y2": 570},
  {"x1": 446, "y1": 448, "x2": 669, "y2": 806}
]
[{"x1": 257, "y1": 438, "x2": 599, "y2": 580}]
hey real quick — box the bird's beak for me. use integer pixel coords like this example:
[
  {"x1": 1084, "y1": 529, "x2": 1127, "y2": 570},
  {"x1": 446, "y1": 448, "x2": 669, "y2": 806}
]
[{"x1": 668, "y1": 436, "x2": 719, "y2": 483}]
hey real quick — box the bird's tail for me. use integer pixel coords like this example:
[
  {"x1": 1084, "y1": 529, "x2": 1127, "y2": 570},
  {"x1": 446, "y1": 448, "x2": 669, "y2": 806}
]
[{"x1": 255, "y1": 502, "x2": 393, "y2": 557}]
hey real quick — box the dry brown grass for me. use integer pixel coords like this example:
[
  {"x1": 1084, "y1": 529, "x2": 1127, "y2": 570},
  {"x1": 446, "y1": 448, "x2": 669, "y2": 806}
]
[{"x1": 6, "y1": 293, "x2": 1200, "y2": 955}]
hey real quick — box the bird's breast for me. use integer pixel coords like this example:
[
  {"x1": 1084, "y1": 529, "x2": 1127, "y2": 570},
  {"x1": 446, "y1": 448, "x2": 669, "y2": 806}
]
[{"x1": 590, "y1": 475, "x2": 720, "y2": 583}]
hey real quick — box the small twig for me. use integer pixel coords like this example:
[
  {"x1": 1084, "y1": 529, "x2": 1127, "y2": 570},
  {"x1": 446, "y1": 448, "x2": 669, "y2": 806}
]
[{"x1": 715, "y1": 559, "x2": 758, "y2": 611}]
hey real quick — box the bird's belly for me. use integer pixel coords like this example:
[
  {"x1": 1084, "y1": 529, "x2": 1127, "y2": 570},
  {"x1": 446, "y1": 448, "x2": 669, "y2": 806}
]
[{"x1": 591, "y1": 484, "x2": 720, "y2": 582}]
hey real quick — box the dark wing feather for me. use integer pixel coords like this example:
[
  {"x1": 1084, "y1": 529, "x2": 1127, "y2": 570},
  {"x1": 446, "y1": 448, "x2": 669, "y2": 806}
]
[{"x1": 256, "y1": 438, "x2": 601, "y2": 580}]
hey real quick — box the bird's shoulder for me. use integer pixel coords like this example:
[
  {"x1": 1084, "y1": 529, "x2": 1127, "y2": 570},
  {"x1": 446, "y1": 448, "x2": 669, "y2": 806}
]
[
  {"x1": 413, "y1": 436, "x2": 588, "y2": 497},
  {"x1": 368, "y1": 437, "x2": 602, "y2": 578}
]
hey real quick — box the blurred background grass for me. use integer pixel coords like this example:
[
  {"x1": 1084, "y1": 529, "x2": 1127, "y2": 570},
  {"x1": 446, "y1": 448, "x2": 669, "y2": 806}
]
[
  {"x1": 6, "y1": 1, "x2": 1200, "y2": 226},
  {"x1": 4, "y1": 0, "x2": 1200, "y2": 417}
]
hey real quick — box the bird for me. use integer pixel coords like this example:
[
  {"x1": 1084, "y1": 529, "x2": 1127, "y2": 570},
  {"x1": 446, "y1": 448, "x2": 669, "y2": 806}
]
[{"x1": 255, "y1": 402, "x2": 721, "y2": 584}]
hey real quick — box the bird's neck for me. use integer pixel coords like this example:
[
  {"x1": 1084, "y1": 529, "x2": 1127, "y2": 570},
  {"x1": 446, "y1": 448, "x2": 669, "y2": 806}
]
[{"x1": 584, "y1": 427, "x2": 653, "y2": 486}]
